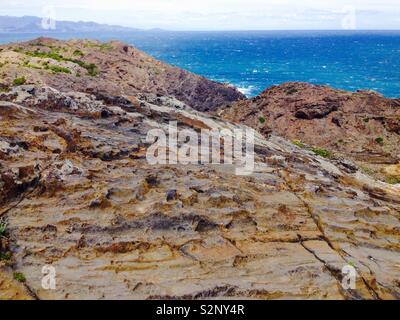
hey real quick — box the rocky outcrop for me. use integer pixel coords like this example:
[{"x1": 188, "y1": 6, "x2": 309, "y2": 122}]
[
  {"x1": 218, "y1": 82, "x2": 400, "y2": 182},
  {"x1": 0, "y1": 38, "x2": 245, "y2": 111},
  {"x1": 0, "y1": 85, "x2": 399, "y2": 300}
]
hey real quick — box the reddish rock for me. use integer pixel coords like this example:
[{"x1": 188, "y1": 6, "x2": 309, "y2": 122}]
[{"x1": 219, "y1": 82, "x2": 400, "y2": 179}]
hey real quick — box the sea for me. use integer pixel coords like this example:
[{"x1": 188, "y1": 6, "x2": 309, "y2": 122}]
[{"x1": 1, "y1": 30, "x2": 400, "y2": 98}]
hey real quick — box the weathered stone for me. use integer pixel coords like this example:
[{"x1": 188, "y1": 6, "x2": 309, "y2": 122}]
[
  {"x1": 0, "y1": 46, "x2": 399, "y2": 300},
  {"x1": 220, "y1": 82, "x2": 400, "y2": 181}
]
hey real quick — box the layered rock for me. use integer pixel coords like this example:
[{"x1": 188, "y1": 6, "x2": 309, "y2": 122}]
[
  {"x1": 218, "y1": 82, "x2": 400, "y2": 182},
  {"x1": 0, "y1": 85, "x2": 399, "y2": 300},
  {"x1": 0, "y1": 38, "x2": 245, "y2": 111}
]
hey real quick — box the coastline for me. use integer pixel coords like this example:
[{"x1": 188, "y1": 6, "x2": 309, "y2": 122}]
[{"x1": 1, "y1": 31, "x2": 400, "y2": 99}]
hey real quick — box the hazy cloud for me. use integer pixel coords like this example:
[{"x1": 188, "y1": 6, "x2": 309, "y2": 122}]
[{"x1": 1, "y1": 0, "x2": 399, "y2": 30}]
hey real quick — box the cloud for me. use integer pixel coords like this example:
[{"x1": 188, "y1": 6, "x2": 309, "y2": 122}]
[{"x1": 1, "y1": 0, "x2": 399, "y2": 30}]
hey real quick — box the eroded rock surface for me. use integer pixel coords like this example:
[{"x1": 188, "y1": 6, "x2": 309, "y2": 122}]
[
  {"x1": 219, "y1": 82, "x2": 400, "y2": 182},
  {"x1": 0, "y1": 85, "x2": 399, "y2": 300}
]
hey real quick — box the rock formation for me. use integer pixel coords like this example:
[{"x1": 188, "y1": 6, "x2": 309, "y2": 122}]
[
  {"x1": 219, "y1": 82, "x2": 400, "y2": 183},
  {"x1": 0, "y1": 40, "x2": 399, "y2": 300},
  {"x1": 0, "y1": 38, "x2": 245, "y2": 111}
]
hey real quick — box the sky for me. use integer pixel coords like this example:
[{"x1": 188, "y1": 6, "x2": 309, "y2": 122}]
[{"x1": 1, "y1": 0, "x2": 400, "y2": 31}]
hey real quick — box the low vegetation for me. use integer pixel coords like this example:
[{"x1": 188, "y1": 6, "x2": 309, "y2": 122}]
[
  {"x1": 0, "y1": 251, "x2": 12, "y2": 262},
  {"x1": 292, "y1": 139, "x2": 306, "y2": 149},
  {"x1": 14, "y1": 49, "x2": 99, "y2": 76},
  {"x1": 83, "y1": 42, "x2": 114, "y2": 51},
  {"x1": 73, "y1": 49, "x2": 84, "y2": 57},
  {"x1": 13, "y1": 76, "x2": 26, "y2": 86},
  {"x1": 23, "y1": 50, "x2": 65, "y2": 61},
  {"x1": 386, "y1": 177, "x2": 400, "y2": 185},
  {"x1": 13, "y1": 272, "x2": 26, "y2": 283},
  {"x1": 258, "y1": 116, "x2": 266, "y2": 124},
  {"x1": 312, "y1": 147, "x2": 332, "y2": 158},
  {"x1": 83, "y1": 63, "x2": 99, "y2": 76},
  {"x1": 23, "y1": 61, "x2": 42, "y2": 70},
  {"x1": 0, "y1": 217, "x2": 7, "y2": 237},
  {"x1": 360, "y1": 165, "x2": 375, "y2": 176},
  {"x1": 292, "y1": 139, "x2": 332, "y2": 158},
  {"x1": 45, "y1": 64, "x2": 72, "y2": 74},
  {"x1": 0, "y1": 85, "x2": 10, "y2": 93},
  {"x1": 375, "y1": 137, "x2": 384, "y2": 145},
  {"x1": 285, "y1": 86, "x2": 299, "y2": 95}
]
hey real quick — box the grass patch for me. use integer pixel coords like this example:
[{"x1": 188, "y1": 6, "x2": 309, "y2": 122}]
[
  {"x1": 15, "y1": 49, "x2": 99, "y2": 76},
  {"x1": 360, "y1": 166, "x2": 375, "y2": 176},
  {"x1": 375, "y1": 137, "x2": 384, "y2": 145},
  {"x1": 292, "y1": 139, "x2": 306, "y2": 149},
  {"x1": 13, "y1": 76, "x2": 26, "y2": 86},
  {"x1": 0, "y1": 85, "x2": 10, "y2": 93},
  {"x1": 83, "y1": 63, "x2": 99, "y2": 76},
  {"x1": 258, "y1": 116, "x2": 266, "y2": 124},
  {"x1": 65, "y1": 59, "x2": 98, "y2": 76},
  {"x1": 73, "y1": 49, "x2": 84, "y2": 57},
  {"x1": 0, "y1": 251, "x2": 12, "y2": 261},
  {"x1": 290, "y1": 140, "x2": 333, "y2": 159},
  {"x1": 285, "y1": 86, "x2": 299, "y2": 95},
  {"x1": 23, "y1": 61, "x2": 42, "y2": 70},
  {"x1": 312, "y1": 147, "x2": 332, "y2": 158},
  {"x1": 0, "y1": 217, "x2": 7, "y2": 237},
  {"x1": 386, "y1": 177, "x2": 400, "y2": 185},
  {"x1": 84, "y1": 42, "x2": 114, "y2": 51},
  {"x1": 13, "y1": 272, "x2": 26, "y2": 283},
  {"x1": 24, "y1": 50, "x2": 65, "y2": 61},
  {"x1": 45, "y1": 64, "x2": 71, "y2": 74}
]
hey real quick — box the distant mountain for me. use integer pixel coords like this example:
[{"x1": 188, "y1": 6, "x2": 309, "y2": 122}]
[{"x1": 0, "y1": 15, "x2": 140, "y2": 33}]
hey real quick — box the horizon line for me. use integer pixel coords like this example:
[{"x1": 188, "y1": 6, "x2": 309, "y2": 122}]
[{"x1": 1, "y1": 15, "x2": 400, "y2": 33}]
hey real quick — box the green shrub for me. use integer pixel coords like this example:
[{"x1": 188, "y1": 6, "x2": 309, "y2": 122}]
[
  {"x1": 68, "y1": 59, "x2": 98, "y2": 76},
  {"x1": 13, "y1": 272, "x2": 26, "y2": 283},
  {"x1": 387, "y1": 177, "x2": 400, "y2": 185},
  {"x1": 85, "y1": 63, "x2": 99, "y2": 76},
  {"x1": 258, "y1": 116, "x2": 266, "y2": 124},
  {"x1": 292, "y1": 139, "x2": 306, "y2": 149},
  {"x1": 73, "y1": 49, "x2": 84, "y2": 57},
  {"x1": 15, "y1": 49, "x2": 99, "y2": 76},
  {"x1": 312, "y1": 147, "x2": 332, "y2": 158},
  {"x1": 0, "y1": 251, "x2": 12, "y2": 261},
  {"x1": 23, "y1": 61, "x2": 42, "y2": 70},
  {"x1": 84, "y1": 42, "x2": 113, "y2": 51},
  {"x1": 25, "y1": 50, "x2": 64, "y2": 61},
  {"x1": 285, "y1": 87, "x2": 298, "y2": 95},
  {"x1": 45, "y1": 64, "x2": 71, "y2": 74},
  {"x1": 0, "y1": 85, "x2": 10, "y2": 93},
  {"x1": 13, "y1": 76, "x2": 26, "y2": 86},
  {"x1": 363, "y1": 118, "x2": 370, "y2": 123},
  {"x1": 360, "y1": 166, "x2": 374, "y2": 176},
  {"x1": 0, "y1": 217, "x2": 7, "y2": 237},
  {"x1": 375, "y1": 137, "x2": 384, "y2": 145}
]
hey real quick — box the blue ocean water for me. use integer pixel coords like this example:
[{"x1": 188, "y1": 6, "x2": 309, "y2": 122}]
[{"x1": 1, "y1": 30, "x2": 400, "y2": 98}]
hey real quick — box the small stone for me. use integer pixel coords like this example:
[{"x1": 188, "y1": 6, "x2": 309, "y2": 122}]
[
  {"x1": 166, "y1": 189, "x2": 177, "y2": 201},
  {"x1": 100, "y1": 109, "x2": 111, "y2": 118},
  {"x1": 145, "y1": 175, "x2": 159, "y2": 187}
]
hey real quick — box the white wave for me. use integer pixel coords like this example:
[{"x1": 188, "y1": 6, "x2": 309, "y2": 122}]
[{"x1": 237, "y1": 85, "x2": 257, "y2": 96}]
